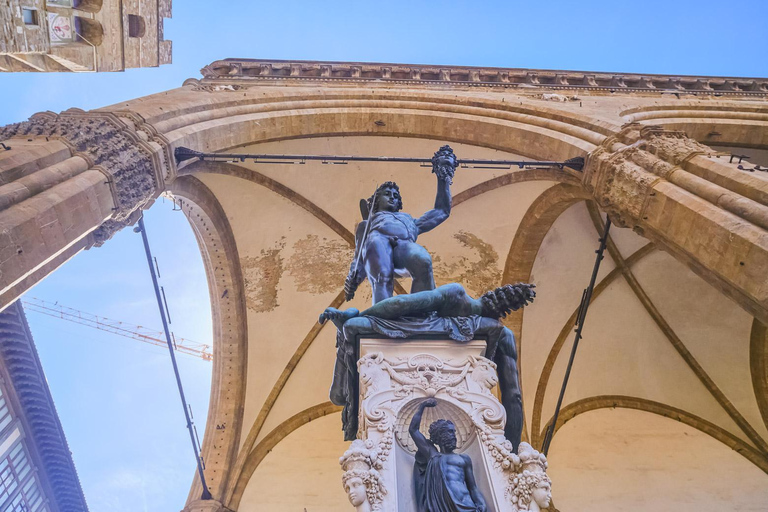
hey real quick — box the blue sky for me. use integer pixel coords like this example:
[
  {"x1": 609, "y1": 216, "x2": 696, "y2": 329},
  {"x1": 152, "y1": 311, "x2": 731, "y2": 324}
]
[{"x1": 1, "y1": 1, "x2": 767, "y2": 511}]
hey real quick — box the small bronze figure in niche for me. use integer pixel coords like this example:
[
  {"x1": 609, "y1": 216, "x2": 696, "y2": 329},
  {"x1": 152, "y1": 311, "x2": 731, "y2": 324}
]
[{"x1": 410, "y1": 398, "x2": 487, "y2": 512}]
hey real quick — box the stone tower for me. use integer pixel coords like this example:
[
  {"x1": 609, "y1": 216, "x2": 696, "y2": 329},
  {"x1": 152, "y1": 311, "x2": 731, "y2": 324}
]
[{"x1": 0, "y1": 0, "x2": 171, "y2": 72}]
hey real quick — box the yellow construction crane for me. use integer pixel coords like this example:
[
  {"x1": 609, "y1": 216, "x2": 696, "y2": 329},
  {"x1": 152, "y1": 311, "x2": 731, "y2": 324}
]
[{"x1": 22, "y1": 296, "x2": 213, "y2": 362}]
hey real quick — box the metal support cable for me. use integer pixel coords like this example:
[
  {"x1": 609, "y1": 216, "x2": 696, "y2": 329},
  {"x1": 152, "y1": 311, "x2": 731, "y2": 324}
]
[
  {"x1": 541, "y1": 217, "x2": 612, "y2": 456},
  {"x1": 135, "y1": 216, "x2": 212, "y2": 500}
]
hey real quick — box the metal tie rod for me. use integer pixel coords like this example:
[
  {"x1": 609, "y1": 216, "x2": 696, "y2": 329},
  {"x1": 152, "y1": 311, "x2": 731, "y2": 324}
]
[
  {"x1": 174, "y1": 146, "x2": 585, "y2": 172},
  {"x1": 135, "y1": 216, "x2": 213, "y2": 500},
  {"x1": 540, "y1": 216, "x2": 612, "y2": 456}
]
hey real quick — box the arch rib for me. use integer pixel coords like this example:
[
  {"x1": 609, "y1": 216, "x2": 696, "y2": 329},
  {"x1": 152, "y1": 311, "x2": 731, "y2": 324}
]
[
  {"x1": 529, "y1": 242, "x2": 656, "y2": 447},
  {"x1": 585, "y1": 203, "x2": 768, "y2": 454},
  {"x1": 224, "y1": 291, "x2": 345, "y2": 504},
  {"x1": 750, "y1": 320, "x2": 768, "y2": 433},
  {"x1": 539, "y1": 395, "x2": 768, "y2": 474},
  {"x1": 228, "y1": 402, "x2": 342, "y2": 510},
  {"x1": 168, "y1": 176, "x2": 248, "y2": 504}
]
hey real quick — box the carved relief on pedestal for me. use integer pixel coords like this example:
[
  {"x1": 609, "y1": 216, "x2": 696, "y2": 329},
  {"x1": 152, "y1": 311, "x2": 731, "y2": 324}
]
[
  {"x1": 340, "y1": 440, "x2": 387, "y2": 512},
  {"x1": 344, "y1": 339, "x2": 552, "y2": 512},
  {"x1": 509, "y1": 444, "x2": 551, "y2": 512}
]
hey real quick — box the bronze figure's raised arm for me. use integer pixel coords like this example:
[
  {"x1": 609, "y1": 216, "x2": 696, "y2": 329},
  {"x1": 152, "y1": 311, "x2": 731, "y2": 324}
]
[{"x1": 344, "y1": 145, "x2": 459, "y2": 304}]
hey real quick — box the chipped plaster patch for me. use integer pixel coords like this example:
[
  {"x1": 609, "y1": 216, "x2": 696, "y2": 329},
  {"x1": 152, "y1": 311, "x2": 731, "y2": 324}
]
[
  {"x1": 287, "y1": 235, "x2": 354, "y2": 294},
  {"x1": 433, "y1": 231, "x2": 501, "y2": 296},
  {"x1": 241, "y1": 239, "x2": 286, "y2": 313}
]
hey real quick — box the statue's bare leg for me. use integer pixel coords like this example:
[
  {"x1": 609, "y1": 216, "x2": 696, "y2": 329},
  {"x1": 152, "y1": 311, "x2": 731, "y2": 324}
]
[
  {"x1": 394, "y1": 241, "x2": 435, "y2": 294},
  {"x1": 364, "y1": 235, "x2": 395, "y2": 304},
  {"x1": 496, "y1": 330, "x2": 523, "y2": 451},
  {"x1": 478, "y1": 319, "x2": 522, "y2": 451}
]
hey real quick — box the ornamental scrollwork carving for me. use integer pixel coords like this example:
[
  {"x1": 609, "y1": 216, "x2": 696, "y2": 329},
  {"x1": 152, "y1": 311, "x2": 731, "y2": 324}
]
[
  {"x1": 583, "y1": 123, "x2": 719, "y2": 229},
  {"x1": 353, "y1": 346, "x2": 553, "y2": 511},
  {"x1": 0, "y1": 110, "x2": 168, "y2": 246}
]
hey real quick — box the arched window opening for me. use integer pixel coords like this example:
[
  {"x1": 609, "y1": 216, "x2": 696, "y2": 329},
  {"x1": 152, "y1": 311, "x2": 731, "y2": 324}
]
[
  {"x1": 74, "y1": 16, "x2": 103, "y2": 46},
  {"x1": 73, "y1": 0, "x2": 103, "y2": 13},
  {"x1": 127, "y1": 14, "x2": 145, "y2": 38}
]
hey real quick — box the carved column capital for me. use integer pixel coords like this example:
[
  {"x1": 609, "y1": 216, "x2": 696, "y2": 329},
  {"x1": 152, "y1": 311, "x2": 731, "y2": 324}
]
[
  {"x1": 182, "y1": 499, "x2": 232, "y2": 512},
  {"x1": 0, "y1": 110, "x2": 171, "y2": 245},
  {"x1": 583, "y1": 123, "x2": 717, "y2": 229}
]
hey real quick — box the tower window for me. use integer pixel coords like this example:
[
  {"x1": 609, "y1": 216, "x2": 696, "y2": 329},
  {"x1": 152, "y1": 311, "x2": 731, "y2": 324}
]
[
  {"x1": 22, "y1": 8, "x2": 38, "y2": 26},
  {"x1": 127, "y1": 14, "x2": 145, "y2": 37}
]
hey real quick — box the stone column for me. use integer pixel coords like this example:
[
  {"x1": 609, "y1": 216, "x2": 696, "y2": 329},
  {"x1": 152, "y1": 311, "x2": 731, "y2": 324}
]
[
  {"x1": 0, "y1": 109, "x2": 170, "y2": 310},
  {"x1": 343, "y1": 337, "x2": 552, "y2": 512},
  {"x1": 181, "y1": 499, "x2": 230, "y2": 512},
  {"x1": 584, "y1": 123, "x2": 768, "y2": 325}
]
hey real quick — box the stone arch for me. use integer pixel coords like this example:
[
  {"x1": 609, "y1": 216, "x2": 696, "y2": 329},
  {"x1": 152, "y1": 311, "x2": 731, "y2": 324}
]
[
  {"x1": 539, "y1": 395, "x2": 768, "y2": 474},
  {"x1": 751, "y1": 320, "x2": 768, "y2": 433},
  {"x1": 501, "y1": 183, "x2": 593, "y2": 341},
  {"x1": 227, "y1": 401, "x2": 342, "y2": 509},
  {"x1": 166, "y1": 176, "x2": 248, "y2": 503},
  {"x1": 620, "y1": 103, "x2": 768, "y2": 148},
  {"x1": 166, "y1": 101, "x2": 602, "y2": 168},
  {"x1": 452, "y1": 167, "x2": 581, "y2": 207}
]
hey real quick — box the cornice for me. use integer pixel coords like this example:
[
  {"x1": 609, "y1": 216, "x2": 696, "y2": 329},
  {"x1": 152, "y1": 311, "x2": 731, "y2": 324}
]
[{"x1": 198, "y1": 59, "x2": 768, "y2": 97}]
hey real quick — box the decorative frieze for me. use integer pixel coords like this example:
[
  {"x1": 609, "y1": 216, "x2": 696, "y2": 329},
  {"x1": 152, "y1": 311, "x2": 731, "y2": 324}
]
[
  {"x1": 199, "y1": 59, "x2": 768, "y2": 96},
  {"x1": 583, "y1": 123, "x2": 723, "y2": 228}
]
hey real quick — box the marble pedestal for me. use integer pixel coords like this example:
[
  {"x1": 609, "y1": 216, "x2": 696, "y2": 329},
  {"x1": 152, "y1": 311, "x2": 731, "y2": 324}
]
[{"x1": 340, "y1": 337, "x2": 552, "y2": 512}]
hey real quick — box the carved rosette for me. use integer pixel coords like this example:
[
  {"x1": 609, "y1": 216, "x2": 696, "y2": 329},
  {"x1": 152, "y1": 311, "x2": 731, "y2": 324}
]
[
  {"x1": 0, "y1": 109, "x2": 169, "y2": 246},
  {"x1": 348, "y1": 341, "x2": 552, "y2": 512}
]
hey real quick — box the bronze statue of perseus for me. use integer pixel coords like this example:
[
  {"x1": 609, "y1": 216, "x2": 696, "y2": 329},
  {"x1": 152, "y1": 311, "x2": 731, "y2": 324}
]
[{"x1": 344, "y1": 145, "x2": 459, "y2": 304}]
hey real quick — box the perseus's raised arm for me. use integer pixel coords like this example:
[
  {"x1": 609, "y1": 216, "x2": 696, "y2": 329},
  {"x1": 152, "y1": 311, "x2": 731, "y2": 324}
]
[{"x1": 415, "y1": 145, "x2": 458, "y2": 235}]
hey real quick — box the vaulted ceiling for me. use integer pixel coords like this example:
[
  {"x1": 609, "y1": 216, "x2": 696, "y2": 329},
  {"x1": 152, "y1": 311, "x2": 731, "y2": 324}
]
[{"x1": 171, "y1": 135, "x2": 768, "y2": 511}]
